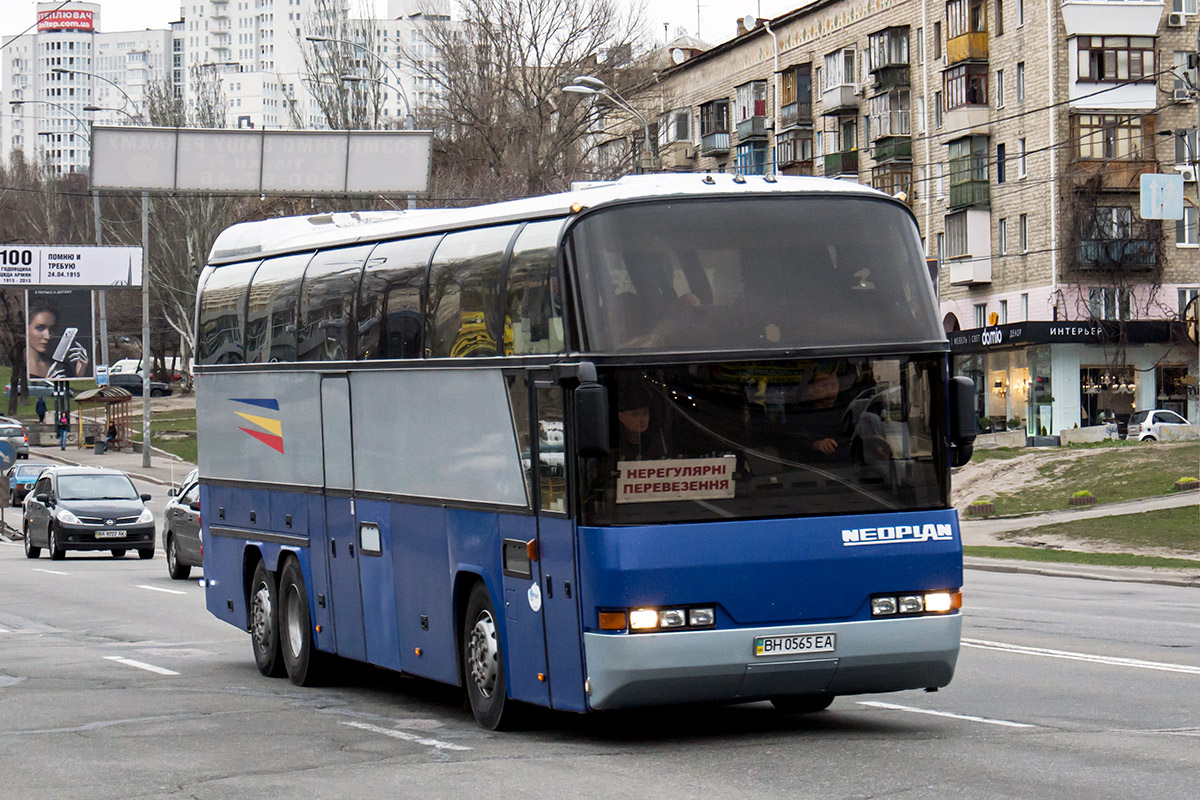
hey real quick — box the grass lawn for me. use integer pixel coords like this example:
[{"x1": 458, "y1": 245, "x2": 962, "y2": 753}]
[
  {"x1": 964, "y1": 545, "x2": 1200, "y2": 570},
  {"x1": 128, "y1": 409, "x2": 197, "y2": 463},
  {"x1": 998, "y1": 505, "x2": 1200, "y2": 553},
  {"x1": 986, "y1": 441, "x2": 1200, "y2": 515}
]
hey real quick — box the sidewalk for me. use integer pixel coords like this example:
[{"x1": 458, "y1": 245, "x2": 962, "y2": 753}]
[{"x1": 23, "y1": 442, "x2": 196, "y2": 488}]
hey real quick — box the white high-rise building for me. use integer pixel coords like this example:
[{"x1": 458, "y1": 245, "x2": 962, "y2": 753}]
[{"x1": 1, "y1": 2, "x2": 172, "y2": 173}]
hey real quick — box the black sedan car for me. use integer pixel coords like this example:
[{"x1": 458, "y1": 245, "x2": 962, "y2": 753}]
[
  {"x1": 164, "y1": 472, "x2": 201, "y2": 579},
  {"x1": 23, "y1": 467, "x2": 155, "y2": 560}
]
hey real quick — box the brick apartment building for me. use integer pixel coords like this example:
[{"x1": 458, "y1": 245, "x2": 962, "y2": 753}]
[{"x1": 605, "y1": 0, "x2": 1199, "y2": 440}]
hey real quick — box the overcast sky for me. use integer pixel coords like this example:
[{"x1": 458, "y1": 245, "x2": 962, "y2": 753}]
[{"x1": 8, "y1": 1, "x2": 804, "y2": 47}]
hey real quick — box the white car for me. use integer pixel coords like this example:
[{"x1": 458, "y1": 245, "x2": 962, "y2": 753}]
[{"x1": 1127, "y1": 409, "x2": 1194, "y2": 441}]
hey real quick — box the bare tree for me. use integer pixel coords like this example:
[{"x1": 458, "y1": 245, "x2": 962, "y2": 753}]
[
  {"x1": 414, "y1": 0, "x2": 651, "y2": 201},
  {"x1": 300, "y1": 0, "x2": 387, "y2": 130}
]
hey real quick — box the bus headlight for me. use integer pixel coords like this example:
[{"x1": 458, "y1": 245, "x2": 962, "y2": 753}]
[
  {"x1": 629, "y1": 609, "x2": 659, "y2": 630},
  {"x1": 871, "y1": 590, "x2": 960, "y2": 617},
  {"x1": 613, "y1": 606, "x2": 717, "y2": 632}
]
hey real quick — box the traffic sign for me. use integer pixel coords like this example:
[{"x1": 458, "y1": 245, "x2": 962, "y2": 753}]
[{"x1": 0, "y1": 441, "x2": 16, "y2": 471}]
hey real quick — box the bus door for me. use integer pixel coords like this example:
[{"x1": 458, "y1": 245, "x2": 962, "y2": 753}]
[
  {"x1": 321, "y1": 374, "x2": 366, "y2": 661},
  {"x1": 533, "y1": 379, "x2": 587, "y2": 711}
]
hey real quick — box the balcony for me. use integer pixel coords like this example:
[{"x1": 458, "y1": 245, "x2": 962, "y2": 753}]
[
  {"x1": 871, "y1": 110, "x2": 910, "y2": 140},
  {"x1": 824, "y1": 150, "x2": 859, "y2": 177},
  {"x1": 822, "y1": 85, "x2": 859, "y2": 115},
  {"x1": 946, "y1": 32, "x2": 988, "y2": 65},
  {"x1": 780, "y1": 160, "x2": 815, "y2": 177},
  {"x1": 700, "y1": 131, "x2": 730, "y2": 156},
  {"x1": 873, "y1": 137, "x2": 913, "y2": 163},
  {"x1": 948, "y1": 256, "x2": 992, "y2": 285},
  {"x1": 736, "y1": 115, "x2": 770, "y2": 140},
  {"x1": 779, "y1": 101, "x2": 812, "y2": 130},
  {"x1": 1067, "y1": 159, "x2": 1158, "y2": 191},
  {"x1": 1076, "y1": 238, "x2": 1157, "y2": 270},
  {"x1": 1061, "y1": 0, "x2": 1163, "y2": 37},
  {"x1": 872, "y1": 66, "x2": 910, "y2": 92},
  {"x1": 941, "y1": 105, "x2": 990, "y2": 139},
  {"x1": 949, "y1": 179, "x2": 990, "y2": 209}
]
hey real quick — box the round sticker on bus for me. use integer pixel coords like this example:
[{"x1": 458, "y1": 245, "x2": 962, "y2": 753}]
[{"x1": 528, "y1": 582, "x2": 543, "y2": 612}]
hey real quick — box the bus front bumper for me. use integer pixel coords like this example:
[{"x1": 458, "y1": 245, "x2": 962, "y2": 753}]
[{"x1": 582, "y1": 614, "x2": 962, "y2": 711}]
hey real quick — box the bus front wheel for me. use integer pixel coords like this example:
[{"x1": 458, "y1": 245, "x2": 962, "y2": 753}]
[
  {"x1": 278, "y1": 557, "x2": 326, "y2": 686},
  {"x1": 250, "y1": 560, "x2": 285, "y2": 677},
  {"x1": 463, "y1": 582, "x2": 514, "y2": 730},
  {"x1": 770, "y1": 694, "x2": 835, "y2": 714}
]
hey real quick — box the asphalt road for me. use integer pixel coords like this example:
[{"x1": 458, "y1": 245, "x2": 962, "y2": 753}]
[{"x1": 1, "y1": 485, "x2": 1197, "y2": 799}]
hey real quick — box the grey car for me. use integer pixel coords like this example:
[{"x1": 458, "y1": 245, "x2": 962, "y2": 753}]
[
  {"x1": 0, "y1": 422, "x2": 30, "y2": 459},
  {"x1": 164, "y1": 476, "x2": 202, "y2": 579}
]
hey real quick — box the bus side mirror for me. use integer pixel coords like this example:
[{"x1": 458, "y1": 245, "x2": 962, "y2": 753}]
[
  {"x1": 949, "y1": 376, "x2": 977, "y2": 467},
  {"x1": 575, "y1": 382, "x2": 610, "y2": 458}
]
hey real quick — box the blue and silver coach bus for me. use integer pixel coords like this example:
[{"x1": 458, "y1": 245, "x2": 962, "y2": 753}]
[{"x1": 195, "y1": 174, "x2": 976, "y2": 729}]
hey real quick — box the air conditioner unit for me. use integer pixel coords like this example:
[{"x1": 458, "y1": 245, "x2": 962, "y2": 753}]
[
  {"x1": 1168, "y1": 11, "x2": 1186, "y2": 26},
  {"x1": 1178, "y1": 165, "x2": 1197, "y2": 182},
  {"x1": 684, "y1": 146, "x2": 698, "y2": 160},
  {"x1": 1175, "y1": 87, "x2": 1194, "y2": 102}
]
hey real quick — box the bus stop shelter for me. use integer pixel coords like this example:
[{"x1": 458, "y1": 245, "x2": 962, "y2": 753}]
[{"x1": 73, "y1": 386, "x2": 135, "y2": 452}]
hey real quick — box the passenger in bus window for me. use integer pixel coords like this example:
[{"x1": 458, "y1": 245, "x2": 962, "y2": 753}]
[
  {"x1": 797, "y1": 361, "x2": 848, "y2": 459},
  {"x1": 616, "y1": 382, "x2": 669, "y2": 461}
]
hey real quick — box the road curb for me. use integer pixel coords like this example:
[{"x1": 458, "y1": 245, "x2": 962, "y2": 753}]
[
  {"x1": 31, "y1": 451, "x2": 180, "y2": 487},
  {"x1": 965, "y1": 557, "x2": 1200, "y2": 588}
]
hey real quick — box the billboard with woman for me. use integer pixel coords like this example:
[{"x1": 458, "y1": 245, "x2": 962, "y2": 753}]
[{"x1": 26, "y1": 289, "x2": 94, "y2": 381}]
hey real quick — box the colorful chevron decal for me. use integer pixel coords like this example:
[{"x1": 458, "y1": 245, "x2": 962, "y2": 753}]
[{"x1": 233, "y1": 398, "x2": 284, "y2": 453}]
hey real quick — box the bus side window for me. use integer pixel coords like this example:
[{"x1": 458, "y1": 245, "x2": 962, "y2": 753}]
[
  {"x1": 505, "y1": 219, "x2": 566, "y2": 355},
  {"x1": 245, "y1": 252, "x2": 311, "y2": 363},
  {"x1": 427, "y1": 225, "x2": 519, "y2": 358},
  {"x1": 356, "y1": 236, "x2": 440, "y2": 360},
  {"x1": 536, "y1": 386, "x2": 566, "y2": 513},
  {"x1": 384, "y1": 277, "x2": 423, "y2": 358},
  {"x1": 296, "y1": 244, "x2": 372, "y2": 362},
  {"x1": 197, "y1": 261, "x2": 259, "y2": 365}
]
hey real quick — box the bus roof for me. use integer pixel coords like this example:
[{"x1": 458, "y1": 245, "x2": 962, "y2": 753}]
[{"x1": 206, "y1": 173, "x2": 901, "y2": 266}]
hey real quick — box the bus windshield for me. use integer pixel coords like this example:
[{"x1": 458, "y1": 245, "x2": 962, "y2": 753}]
[
  {"x1": 579, "y1": 356, "x2": 948, "y2": 525},
  {"x1": 569, "y1": 196, "x2": 941, "y2": 353}
]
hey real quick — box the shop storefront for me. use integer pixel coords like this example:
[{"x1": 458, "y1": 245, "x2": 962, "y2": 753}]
[{"x1": 950, "y1": 321, "x2": 1196, "y2": 441}]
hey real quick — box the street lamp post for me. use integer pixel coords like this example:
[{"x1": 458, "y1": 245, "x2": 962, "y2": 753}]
[
  {"x1": 306, "y1": 36, "x2": 413, "y2": 127},
  {"x1": 564, "y1": 75, "x2": 654, "y2": 173},
  {"x1": 50, "y1": 67, "x2": 142, "y2": 121}
]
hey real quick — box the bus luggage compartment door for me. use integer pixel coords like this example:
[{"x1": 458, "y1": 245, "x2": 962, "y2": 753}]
[{"x1": 321, "y1": 375, "x2": 366, "y2": 662}]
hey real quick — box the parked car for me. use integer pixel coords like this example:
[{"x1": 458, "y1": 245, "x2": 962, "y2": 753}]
[
  {"x1": 6, "y1": 462, "x2": 50, "y2": 506},
  {"x1": 109, "y1": 357, "x2": 188, "y2": 382},
  {"x1": 0, "y1": 421, "x2": 30, "y2": 459},
  {"x1": 23, "y1": 467, "x2": 155, "y2": 560},
  {"x1": 164, "y1": 470, "x2": 201, "y2": 580},
  {"x1": 106, "y1": 372, "x2": 172, "y2": 397},
  {"x1": 1127, "y1": 409, "x2": 1194, "y2": 442},
  {"x1": 3, "y1": 379, "x2": 71, "y2": 398}
]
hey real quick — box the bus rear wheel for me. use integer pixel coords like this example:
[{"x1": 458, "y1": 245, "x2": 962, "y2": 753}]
[
  {"x1": 249, "y1": 560, "x2": 285, "y2": 677},
  {"x1": 770, "y1": 694, "x2": 835, "y2": 714},
  {"x1": 278, "y1": 557, "x2": 326, "y2": 686},
  {"x1": 463, "y1": 582, "x2": 514, "y2": 730}
]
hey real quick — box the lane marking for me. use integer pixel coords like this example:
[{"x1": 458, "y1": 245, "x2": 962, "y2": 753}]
[
  {"x1": 103, "y1": 656, "x2": 180, "y2": 676},
  {"x1": 963, "y1": 638, "x2": 1200, "y2": 676},
  {"x1": 341, "y1": 721, "x2": 471, "y2": 751},
  {"x1": 32, "y1": 568, "x2": 69, "y2": 575},
  {"x1": 858, "y1": 700, "x2": 1035, "y2": 728},
  {"x1": 136, "y1": 584, "x2": 186, "y2": 595}
]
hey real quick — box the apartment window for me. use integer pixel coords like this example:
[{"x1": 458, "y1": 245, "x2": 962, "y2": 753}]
[
  {"x1": 1180, "y1": 288, "x2": 1199, "y2": 314},
  {"x1": 933, "y1": 21, "x2": 942, "y2": 60},
  {"x1": 949, "y1": 136, "x2": 989, "y2": 186},
  {"x1": 1019, "y1": 213, "x2": 1029, "y2": 252},
  {"x1": 995, "y1": 0, "x2": 1004, "y2": 35},
  {"x1": 869, "y1": 28, "x2": 910, "y2": 71},
  {"x1": 1088, "y1": 287, "x2": 1132, "y2": 321},
  {"x1": 934, "y1": 91, "x2": 944, "y2": 127},
  {"x1": 824, "y1": 48, "x2": 857, "y2": 89},
  {"x1": 997, "y1": 143, "x2": 1006, "y2": 183},
  {"x1": 1172, "y1": 0, "x2": 1198, "y2": 15},
  {"x1": 999, "y1": 217, "x2": 1008, "y2": 253},
  {"x1": 1075, "y1": 114, "x2": 1146, "y2": 160},
  {"x1": 947, "y1": 211, "x2": 970, "y2": 257},
  {"x1": 1021, "y1": 293, "x2": 1029, "y2": 319},
  {"x1": 937, "y1": 232, "x2": 947, "y2": 260},
  {"x1": 1018, "y1": 137, "x2": 1027, "y2": 176},
  {"x1": 1077, "y1": 36, "x2": 1156, "y2": 83},
  {"x1": 1016, "y1": 62, "x2": 1025, "y2": 100},
  {"x1": 946, "y1": 0, "x2": 987, "y2": 38},
  {"x1": 1176, "y1": 206, "x2": 1198, "y2": 245},
  {"x1": 700, "y1": 99, "x2": 730, "y2": 135},
  {"x1": 917, "y1": 27, "x2": 925, "y2": 64},
  {"x1": 945, "y1": 63, "x2": 988, "y2": 108},
  {"x1": 974, "y1": 302, "x2": 987, "y2": 328},
  {"x1": 1173, "y1": 52, "x2": 1198, "y2": 98},
  {"x1": 995, "y1": 69, "x2": 1005, "y2": 107},
  {"x1": 735, "y1": 80, "x2": 768, "y2": 121},
  {"x1": 918, "y1": 97, "x2": 926, "y2": 132},
  {"x1": 1017, "y1": 0, "x2": 1025, "y2": 25},
  {"x1": 936, "y1": 162, "x2": 946, "y2": 198},
  {"x1": 999, "y1": 299, "x2": 1008, "y2": 323},
  {"x1": 1088, "y1": 206, "x2": 1133, "y2": 239}
]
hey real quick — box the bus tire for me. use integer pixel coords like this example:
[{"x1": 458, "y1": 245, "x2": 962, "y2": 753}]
[
  {"x1": 463, "y1": 581, "x2": 514, "y2": 730},
  {"x1": 770, "y1": 694, "x2": 835, "y2": 714},
  {"x1": 278, "y1": 557, "x2": 326, "y2": 686},
  {"x1": 249, "y1": 560, "x2": 285, "y2": 677}
]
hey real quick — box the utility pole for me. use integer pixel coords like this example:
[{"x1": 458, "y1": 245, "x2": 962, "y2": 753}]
[{"x1": 141, "y1": 192, "x2": 151, "y2": 468}]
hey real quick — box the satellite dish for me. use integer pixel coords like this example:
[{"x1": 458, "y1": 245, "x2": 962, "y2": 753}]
[
  {"x1": 742, "y1": 14, "x2": 757, "y2": 30},
  {"x1": 671, "y1": 48, "x2": 686, "y2": 64}
]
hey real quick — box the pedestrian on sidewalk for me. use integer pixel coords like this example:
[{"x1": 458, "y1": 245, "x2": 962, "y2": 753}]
[
  {"x1": 57, "y1": 412, "x2": 68, "y2": 450},
  {"x1": 35, "y1": 395, "x2": 47, "y2": 423}
]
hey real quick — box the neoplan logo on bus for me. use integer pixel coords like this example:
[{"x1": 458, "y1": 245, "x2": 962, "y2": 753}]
[{"x1": 841, "y1": 524, "x2": 954, "y2": 546}]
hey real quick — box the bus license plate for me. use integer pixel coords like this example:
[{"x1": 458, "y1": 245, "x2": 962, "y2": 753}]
[
  {"x1": 95, "y1": 530, "x2": 127, "y2": 539},
  {"x1": 754, "y1": 633, "x2": 836, "y2": 657}
]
